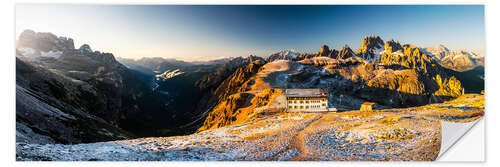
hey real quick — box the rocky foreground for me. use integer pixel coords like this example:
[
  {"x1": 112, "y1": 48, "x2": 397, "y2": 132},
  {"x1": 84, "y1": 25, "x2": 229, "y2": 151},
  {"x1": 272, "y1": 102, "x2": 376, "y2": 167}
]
[{"x1": 16, "y1": 94, "x2": 483, "y2": 161}]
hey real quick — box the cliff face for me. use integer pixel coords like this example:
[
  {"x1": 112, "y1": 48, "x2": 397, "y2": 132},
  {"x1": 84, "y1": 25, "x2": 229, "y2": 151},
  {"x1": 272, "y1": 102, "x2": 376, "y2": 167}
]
[
  {"x1": 384, "y1": 39, "x2": 403, "y2": 54},
  {"x1": 198, "y1": 89, "x2": 284, "y2": 131},
  {"x1": 197, "y1": 59, "x2": 270, "y2": 131},
  {"x1": 366, "y1": 69, "x2": 425, "y2": 95},
  {"x1": 377, "y1": 42, "x2": 464, "y2": 98},
  {"x1": 356, "y1": 35, "x2": 384, "y2": 61},
  {"x1": 194, "y1": 57, "x2": 265, "y2": 112},
  {"x1": 379, "y1": 44, "x2": 433, "y2": 73},
  {"x1": 337, "y1": 45, "x2": 356, "y2": 60},
  {"x1": 433, "y1": 74, "x2": 464, "y2": 97},
  {"x1": 17, "y1": 29, "x2": 75, "y2": 53},
  {"x1": 16, "y1": 57, "x2": 135, "y2": 144}
]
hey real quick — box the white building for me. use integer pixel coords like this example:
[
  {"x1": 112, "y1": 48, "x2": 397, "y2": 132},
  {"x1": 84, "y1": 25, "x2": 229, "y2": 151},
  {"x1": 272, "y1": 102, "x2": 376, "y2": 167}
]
[{"x1": 286, "y1": 88, "x2": 329, "y2": 112}]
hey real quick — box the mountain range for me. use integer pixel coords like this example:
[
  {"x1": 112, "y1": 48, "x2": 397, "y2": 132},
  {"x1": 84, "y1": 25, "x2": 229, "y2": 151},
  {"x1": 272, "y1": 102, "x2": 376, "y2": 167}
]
[{"x1": 15, "y1": 30, "x2": 484, "y2": 145}]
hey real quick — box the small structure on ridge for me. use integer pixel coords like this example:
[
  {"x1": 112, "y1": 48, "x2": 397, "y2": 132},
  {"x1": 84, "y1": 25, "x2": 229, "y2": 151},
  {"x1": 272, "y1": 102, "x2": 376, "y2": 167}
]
[
  {"x1": 360, "y1": 102, "x2": 376, "y2": 111},
  {"x1": 285, "y1": 88, "x2": 329, "y2": 112}
]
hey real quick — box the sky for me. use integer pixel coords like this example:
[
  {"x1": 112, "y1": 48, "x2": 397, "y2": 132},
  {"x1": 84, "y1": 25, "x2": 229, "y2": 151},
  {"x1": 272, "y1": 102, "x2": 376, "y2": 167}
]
[{"x1": 16, "y1": 5, "x2": 485, "y2": 61}]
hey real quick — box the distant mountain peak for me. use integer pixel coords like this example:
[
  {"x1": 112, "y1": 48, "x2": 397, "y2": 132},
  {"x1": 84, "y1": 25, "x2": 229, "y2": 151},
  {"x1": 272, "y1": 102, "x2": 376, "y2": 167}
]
[
  {"x1": 79, "y1": 44, "x2": 92, "y2": 53},
  {"x1": 420, "y1": 44, "x2": 484, "y2": 72},
  {"x1": 17, "y1": 29, "x2": 75, "y2": 53},
  {"x1": 280, "y1": 49, "x2": 301, "y2": 55},
  {"x1": 269, "y1": 49, "x2": 301, "y2": 60},
  {"x1": 434, "y1": 44, "x2": 450, "y2": 52}
]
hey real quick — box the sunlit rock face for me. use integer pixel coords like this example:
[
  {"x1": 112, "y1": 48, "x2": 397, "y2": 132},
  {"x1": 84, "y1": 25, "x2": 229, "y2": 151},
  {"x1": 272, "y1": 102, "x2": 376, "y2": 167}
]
[{"x1": 337, "y1": 45, "x2": 356, "y2": 60}]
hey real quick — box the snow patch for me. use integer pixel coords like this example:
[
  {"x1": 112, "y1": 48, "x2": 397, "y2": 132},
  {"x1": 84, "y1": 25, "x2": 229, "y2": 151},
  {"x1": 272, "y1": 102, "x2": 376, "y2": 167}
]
[
  {"x1": 18, "y1": 47, "x2": 37, "y2": 56},
  {"x1": 41, "y1": 50, "x2": 63, "y2": 58},
  {"x1": 272, "y1": 50, "x2": 301, "y2": 59},
  {"x1": 155, "y1": 69, "x2": 184, "y2": 81}
]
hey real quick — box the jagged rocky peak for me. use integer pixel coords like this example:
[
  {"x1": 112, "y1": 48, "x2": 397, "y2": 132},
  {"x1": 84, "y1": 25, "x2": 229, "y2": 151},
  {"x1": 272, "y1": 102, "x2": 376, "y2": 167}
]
[
  {"x1": 384, "y1": 39, "x2": 403, "y2": 53},
  {"x1": 248, "y1": 54, "x2": 260, "y2": 60},
  {"x1": 355, "y1": 34, "x2": 385, "y2": 61},
  {"x1": 17, "y1": 29, "x2": 75, "y2": 52},
  {"x1": 357, "y1": 34, "x2": 384, "y2": 54},
  {"x1": 224, "y1": 55, "x2": 265, "y2": 68},
  {"x1": 318, "y1": 44, "x2": 339, "y2": 58},
  {"x1": 319, "y1": 45, "x2": 330, "y2": 57},
  {"x1": 246, "y1": 55, "x2": 263, "y2": 63},
  {"x1": 76, "y1": 44, "x2": 118, "y2": 66},
  {"x1": 95, "y1": 52, "x2": 119, "y2": 66},
  {"x1": 338, "y1": 45, "x2": 356, "y2": 60},
  {"x1": 79, "y1": 44, "x2": 93, "y2": 53}
]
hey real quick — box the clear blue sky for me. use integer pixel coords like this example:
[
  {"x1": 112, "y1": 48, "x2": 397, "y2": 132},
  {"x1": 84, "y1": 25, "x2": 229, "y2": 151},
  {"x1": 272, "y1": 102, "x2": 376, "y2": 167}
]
[{"x1": 16, "y1": 5, "x2": 485, "y2": 61}]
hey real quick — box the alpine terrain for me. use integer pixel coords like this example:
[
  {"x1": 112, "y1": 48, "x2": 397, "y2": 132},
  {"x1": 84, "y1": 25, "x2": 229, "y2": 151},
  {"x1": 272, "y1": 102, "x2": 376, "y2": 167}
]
[{"x1": 16, "y1": 31, "x2": 484, "y2": 161}]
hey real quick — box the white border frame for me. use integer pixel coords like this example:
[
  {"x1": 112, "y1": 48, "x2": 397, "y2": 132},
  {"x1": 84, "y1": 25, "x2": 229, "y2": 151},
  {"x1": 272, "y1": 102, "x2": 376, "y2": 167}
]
[{"x1": 2, "y1": 0, "x2": 495, "y2": 166}]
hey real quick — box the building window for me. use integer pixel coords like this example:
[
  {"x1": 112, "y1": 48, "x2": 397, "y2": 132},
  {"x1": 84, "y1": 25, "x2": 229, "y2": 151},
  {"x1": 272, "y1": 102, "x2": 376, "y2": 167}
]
[
  {"x1": 300, "y1": 101, "x2": 304, "y2": 104},
  {"x1": 322, "y1": 103, "x2": 326, "y2": 106},
  {"x1": 306, "y1": 106, "x2": 309, "y2": 109},
  {"x1": 289, "y1": 106, "x2": 292, "y2": 109},
  {"x1": 300, "y1": 106, "x2": 304, "y2": 109},
  {"x1": 306, "y1": 101, "x2": 309, "y2": 104},
  {"x1": 288, "y1": 100, "x2": 292, "y2": 104}
]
